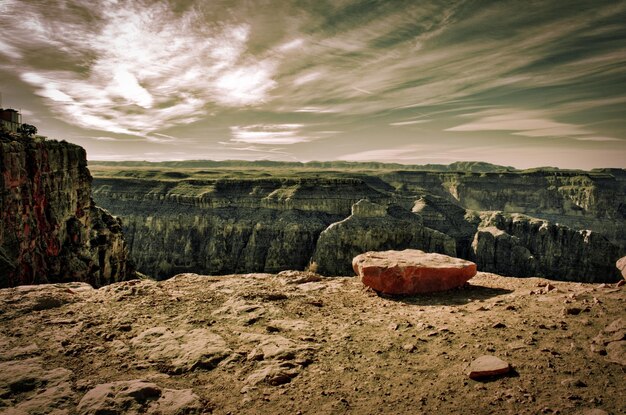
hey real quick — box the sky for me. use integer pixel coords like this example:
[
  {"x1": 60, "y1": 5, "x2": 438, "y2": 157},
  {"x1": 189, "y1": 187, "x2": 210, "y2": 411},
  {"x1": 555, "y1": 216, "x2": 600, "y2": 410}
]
[{"x1": 1, "y1": 0, "x2": 625, "y2": 169}]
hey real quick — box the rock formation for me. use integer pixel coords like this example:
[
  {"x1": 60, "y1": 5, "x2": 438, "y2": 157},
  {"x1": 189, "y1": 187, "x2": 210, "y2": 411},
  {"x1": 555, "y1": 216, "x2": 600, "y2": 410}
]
[
  {"x1": 0, "y1": 134, "x2": 133, "y2": 287},
  {"x1": 352, "y1": 249, "x2": 476, "y2": 294},
  {"x1": 311, "y1": 200, "x2": 456, "y2": 276}
]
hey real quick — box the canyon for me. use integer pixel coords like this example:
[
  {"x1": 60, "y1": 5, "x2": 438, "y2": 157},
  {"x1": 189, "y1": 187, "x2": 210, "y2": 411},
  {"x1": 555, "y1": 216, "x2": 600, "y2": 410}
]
[
  {"x1": 1, "y1": 139, "x2": 624, "y2": 414},
  {"x1": 90, "y1": 163, "x2": 625, "y2": 283}
]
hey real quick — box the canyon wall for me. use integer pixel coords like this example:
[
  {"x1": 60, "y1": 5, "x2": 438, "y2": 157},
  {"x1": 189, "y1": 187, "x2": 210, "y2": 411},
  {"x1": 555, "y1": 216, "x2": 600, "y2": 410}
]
[
  {"x1": 0, "y1": 135, "x2": 133, "y2": 287},
  {"x1": 381, "y1": 170, "x2": 626, "y2": 251},
  {"x1": 91, "y1": 167, "x2": 624, "y2": 282}
]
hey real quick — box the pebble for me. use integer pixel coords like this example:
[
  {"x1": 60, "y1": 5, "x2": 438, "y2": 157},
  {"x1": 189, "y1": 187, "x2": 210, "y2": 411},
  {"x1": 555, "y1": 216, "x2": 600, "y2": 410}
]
[
  {"x1": 402, "y1": 343, "x2": 416, "y2": 353},
  {"x1": 560, "y1": 378, "x2": 587, "y2": 388},
  {"x1": 563, "y1": 307, "x2": 583, "y2": 316},
  {"x1": 468, "y1": 355, "x2": 511, "y2": 380}
]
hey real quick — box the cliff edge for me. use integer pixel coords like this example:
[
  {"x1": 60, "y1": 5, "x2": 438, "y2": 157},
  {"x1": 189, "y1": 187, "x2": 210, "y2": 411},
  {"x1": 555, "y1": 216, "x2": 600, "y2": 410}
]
[{"x1": 0, "y1": 134, "x2": 133, "y2": 287}]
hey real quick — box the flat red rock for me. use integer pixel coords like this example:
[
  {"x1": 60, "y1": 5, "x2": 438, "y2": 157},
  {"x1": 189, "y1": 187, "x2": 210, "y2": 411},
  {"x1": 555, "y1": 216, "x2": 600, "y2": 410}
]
[
  {"x1": 352, "y1": 249, "x2": 477, "y2": 295},
  {"x1": 468, "y1": 355, "x2": 511, "y2": 380}
]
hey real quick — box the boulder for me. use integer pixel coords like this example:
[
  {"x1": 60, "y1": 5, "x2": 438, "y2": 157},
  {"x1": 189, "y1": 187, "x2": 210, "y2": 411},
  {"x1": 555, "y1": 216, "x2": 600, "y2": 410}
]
[{"x1": 352, "y1": 249, "x2": 476, "y2": 295}]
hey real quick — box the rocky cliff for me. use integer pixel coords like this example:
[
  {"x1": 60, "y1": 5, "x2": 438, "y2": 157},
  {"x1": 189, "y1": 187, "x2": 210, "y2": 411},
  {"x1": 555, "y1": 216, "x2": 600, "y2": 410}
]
[
  {"x1": 90, "y1": 166, "x2": 624, "y2": 283},
  {"x1": 471, "y1": 212, "x2": 620, "y2": 282},
  {"x1": 381, "y1": 170, "x2": 626, "y2": 251},
  {"x1": 0, "y1": 135, "x2": 133, "y2": 287}
]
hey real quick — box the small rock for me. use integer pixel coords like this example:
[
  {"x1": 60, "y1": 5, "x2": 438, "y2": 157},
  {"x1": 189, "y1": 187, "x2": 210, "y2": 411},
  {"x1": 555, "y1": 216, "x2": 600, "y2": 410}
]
[
  {"x1": 402, "y1": 343, "x2": 416, "y2": 353},
  {"x1": 468, "y1": 355, "x2": 510, "y2": 380},
  {"x1": 243, "y1": 363, "x2": 300, "y2": 388},
  {"x1": 561, "y1": 378, "x2": 587, "y2": 388},
  {"x1": 492, "y1": 322, "x2": 507, "y2": 329},
  {"x1": 130, "y1": 327, "x2": 231, "y2": 374},
  {"x1": 564, "y1": 307, "x2": 583, "y2": 316},
  {"x1": 605, "y1": 341, "x2": 626, "y2": 366}
]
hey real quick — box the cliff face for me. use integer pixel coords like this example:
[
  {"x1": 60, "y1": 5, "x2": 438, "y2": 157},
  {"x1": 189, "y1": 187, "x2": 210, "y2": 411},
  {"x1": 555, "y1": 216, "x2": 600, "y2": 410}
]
[
  {"x1": 0, "y1": 136, "x2": 133, "y2": 287},
  {"x1": 382, "y1": 170, "x2": 626, "y2": 251},
  {"x1": 91, "y1": 167, "x2": 624, "y2": 282},
  {"x1": 471, "y1": 212, "x2": 621, "y2": 282}
]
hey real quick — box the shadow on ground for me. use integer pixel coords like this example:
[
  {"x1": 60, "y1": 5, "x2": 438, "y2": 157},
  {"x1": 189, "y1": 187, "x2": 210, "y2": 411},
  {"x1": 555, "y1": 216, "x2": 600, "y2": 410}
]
[{"x1": 378, "y1": 283, "x2": 514, "y2": 306}]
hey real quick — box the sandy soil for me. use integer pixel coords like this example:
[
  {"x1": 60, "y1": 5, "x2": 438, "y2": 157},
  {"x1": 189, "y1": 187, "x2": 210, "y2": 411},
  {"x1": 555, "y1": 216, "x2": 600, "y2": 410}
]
[{"x1": 0, "y1": 272, "x2": 624, "y2": 414}]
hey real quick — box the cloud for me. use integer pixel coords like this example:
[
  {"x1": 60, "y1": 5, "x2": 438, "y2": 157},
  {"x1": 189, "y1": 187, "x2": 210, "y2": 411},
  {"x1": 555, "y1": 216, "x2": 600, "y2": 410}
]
[
  {"x1": 573, "y1": 136, "x2": 622, "y2": 142},
  {"x1": 447, "y1": 109, "x2": 599, "y2": 138},
  {"x1": 389, "y1": 119, "x2": 430, "y2": 126},
  {"x1": 229, "y1": 124, "x2": 309, "y2": 145},
  {"x1": 1, "y1": 1, "x2": 278, "y2": 136},
  {"x1": 339, "y1": 145, "x2": 430, "y2": 162},
  {"x1": 1, "y1": 0, "x2": 624, "y2": 168}
]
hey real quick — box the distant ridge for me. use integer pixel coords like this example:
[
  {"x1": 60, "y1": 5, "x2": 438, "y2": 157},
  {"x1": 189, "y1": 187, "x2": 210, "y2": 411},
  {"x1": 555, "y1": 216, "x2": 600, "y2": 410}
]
[{"x1": 88, "y1": 159, "x2": 516, "y2": 173}]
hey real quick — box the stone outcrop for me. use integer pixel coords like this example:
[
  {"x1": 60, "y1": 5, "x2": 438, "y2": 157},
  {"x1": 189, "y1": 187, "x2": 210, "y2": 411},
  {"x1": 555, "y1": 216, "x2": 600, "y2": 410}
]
[
  {"x1": 0, "y1": 135, "x2": 133, "y2": 287},
  {"x1": 77, "y1": 380, "x2": 203, "y2": 415},
  {"x1": 311, "y1": 200, "x2": 457, "y2": 276},
  {"x1": 352, "y1": 249, "x2": 476, "y2": 294}
]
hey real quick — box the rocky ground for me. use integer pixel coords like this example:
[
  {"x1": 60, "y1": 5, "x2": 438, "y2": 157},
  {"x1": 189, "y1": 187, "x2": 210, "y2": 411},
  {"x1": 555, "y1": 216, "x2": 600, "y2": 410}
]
[{"x1": 0, "y1": 272, "x2": 624, "y2": 415}]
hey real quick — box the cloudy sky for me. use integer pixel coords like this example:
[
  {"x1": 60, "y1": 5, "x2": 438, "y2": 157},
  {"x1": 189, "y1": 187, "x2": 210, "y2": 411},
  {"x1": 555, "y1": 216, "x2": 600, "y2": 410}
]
[{"x1": 1, "y1": 0, "x2": 625, "y2": 169}]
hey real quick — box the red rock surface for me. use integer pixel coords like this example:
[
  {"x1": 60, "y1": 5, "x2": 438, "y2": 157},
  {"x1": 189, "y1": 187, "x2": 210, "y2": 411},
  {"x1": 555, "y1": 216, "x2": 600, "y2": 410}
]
[{"x1": 352, "y1": 249, "x2": 477, "y2": 295}]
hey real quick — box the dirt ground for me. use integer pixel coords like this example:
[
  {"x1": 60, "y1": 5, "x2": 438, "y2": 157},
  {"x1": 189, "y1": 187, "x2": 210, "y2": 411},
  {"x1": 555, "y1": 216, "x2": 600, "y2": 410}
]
[{"x1": 0, "y1": 272, "x2": 624, "y2": 414}]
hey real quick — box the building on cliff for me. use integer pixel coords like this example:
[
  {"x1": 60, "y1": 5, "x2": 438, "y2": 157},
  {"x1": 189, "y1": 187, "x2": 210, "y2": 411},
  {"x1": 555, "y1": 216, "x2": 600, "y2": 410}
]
[{"x1": 0, "y1": 108, "x2": 22, "y2": 133}]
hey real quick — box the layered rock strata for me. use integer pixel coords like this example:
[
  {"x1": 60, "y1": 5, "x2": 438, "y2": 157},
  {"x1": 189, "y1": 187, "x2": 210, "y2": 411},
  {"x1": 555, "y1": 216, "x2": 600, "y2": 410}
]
[
  {"x1": 472, "y1": 212, "x2": 621, "y2": 282},
  {"x1": 0, "y1": 135, "x2": 133, "y2": 287}
]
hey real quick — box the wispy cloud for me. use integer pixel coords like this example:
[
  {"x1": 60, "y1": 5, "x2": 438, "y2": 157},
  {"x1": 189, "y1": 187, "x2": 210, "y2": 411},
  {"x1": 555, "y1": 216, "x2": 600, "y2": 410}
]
[
  {"x1": 230, "y1": 124, "x2": 309, "y2": 145},
  {"x1": 1, "y1": 1, "x2": 277, "y2": 136},
  {"x1": 389, "y1": 119, "x2": 430, "y2": 126},
  {"x1": 446, "y1": 108, "x2": 622, "y2": 142}
]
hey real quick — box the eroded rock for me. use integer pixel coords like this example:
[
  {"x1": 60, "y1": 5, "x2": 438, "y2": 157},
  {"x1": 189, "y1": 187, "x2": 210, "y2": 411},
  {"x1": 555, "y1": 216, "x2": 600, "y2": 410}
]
[
  {"x1": 130, "y1": 327, "x2": 231, "y2": 373},
  {"x1": 76, "y1": 380, "x2": 203, "y2": 415},
  {"x1": 0, "y1": 358, "x2": 74, "y2": 414},
  {"x1": 617, "y1": 256, "x2": 626, "y2": 279}
]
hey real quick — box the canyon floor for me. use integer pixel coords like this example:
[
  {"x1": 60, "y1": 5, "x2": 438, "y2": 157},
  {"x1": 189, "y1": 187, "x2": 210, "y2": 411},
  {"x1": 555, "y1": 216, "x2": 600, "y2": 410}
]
[{"x1": 0, "y1": 272, "x2": 624, "y2": 415}]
